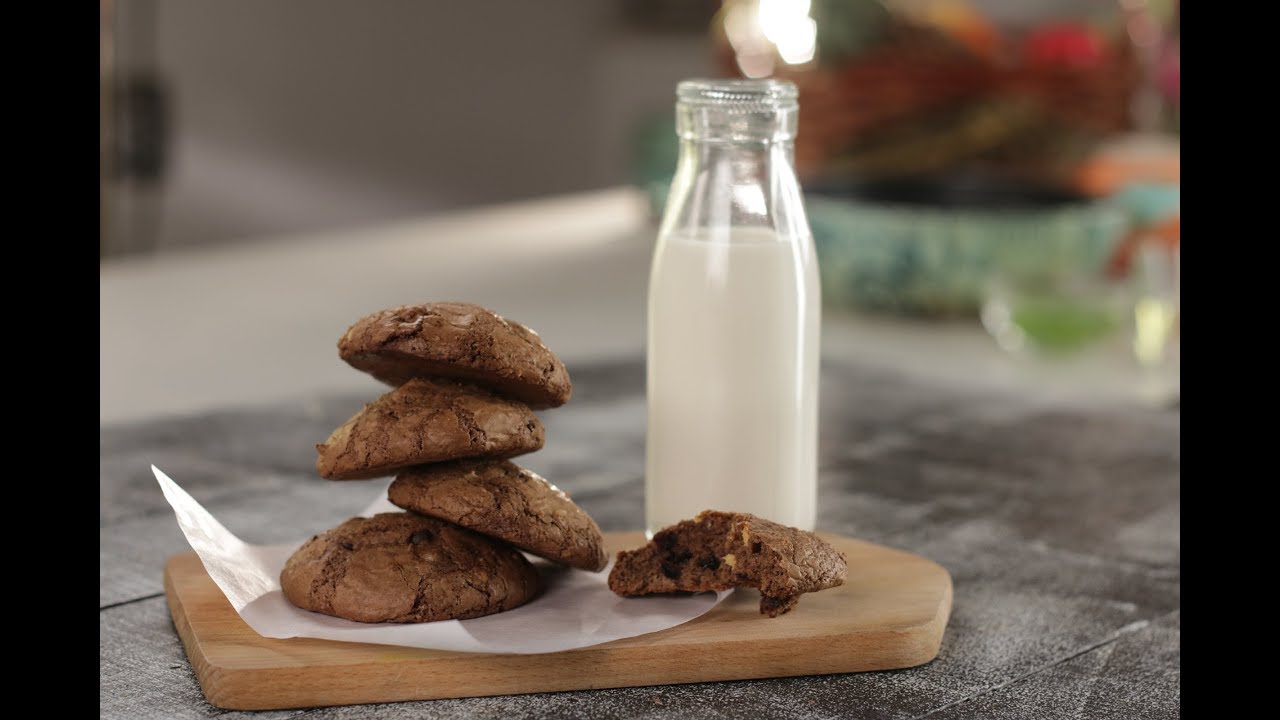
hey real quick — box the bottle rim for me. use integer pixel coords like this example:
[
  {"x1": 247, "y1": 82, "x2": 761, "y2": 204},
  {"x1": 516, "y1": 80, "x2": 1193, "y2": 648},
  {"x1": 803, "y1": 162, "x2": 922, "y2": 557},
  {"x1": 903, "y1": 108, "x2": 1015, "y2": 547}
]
[{"x1": 676, "y1": 79, "x2": 798, "y2": 111}]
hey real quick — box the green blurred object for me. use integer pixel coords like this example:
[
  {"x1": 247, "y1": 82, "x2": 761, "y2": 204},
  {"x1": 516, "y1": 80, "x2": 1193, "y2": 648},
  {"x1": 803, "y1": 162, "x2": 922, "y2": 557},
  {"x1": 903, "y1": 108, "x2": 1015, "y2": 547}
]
[
  {"x1": 629, "y1": 111, "x2": 680, "y2": 218},
  {"x1": 804, "y1": 177, "x2": 1127, "y2": 318},
  {"x1": 974, "y1": 185, "x2": 1133, "y2": 357},
  {"x1": 811, "y1": 0, "x2": 892, "y2": 64},
  {"x1": 1112, "y1": 182, "x2": 1180, "y2": 225},
  {"x1": 1007, "y1": 296, "x2": 1119, "y2": 353}
]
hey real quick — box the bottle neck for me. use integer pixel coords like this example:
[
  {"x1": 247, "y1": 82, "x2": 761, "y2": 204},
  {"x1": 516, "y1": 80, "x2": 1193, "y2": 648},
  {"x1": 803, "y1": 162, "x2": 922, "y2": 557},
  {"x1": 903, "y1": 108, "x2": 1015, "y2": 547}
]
[{"x1": 659, "y1": 137, "x2": 809, "y2": 242}]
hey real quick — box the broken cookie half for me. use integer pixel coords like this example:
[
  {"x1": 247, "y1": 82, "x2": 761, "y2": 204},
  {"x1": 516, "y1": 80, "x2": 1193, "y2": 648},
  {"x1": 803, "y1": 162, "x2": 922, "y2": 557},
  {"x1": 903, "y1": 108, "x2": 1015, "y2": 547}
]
[{"x1": 608, "y1": 511, "x2": 848, "y2": 617}]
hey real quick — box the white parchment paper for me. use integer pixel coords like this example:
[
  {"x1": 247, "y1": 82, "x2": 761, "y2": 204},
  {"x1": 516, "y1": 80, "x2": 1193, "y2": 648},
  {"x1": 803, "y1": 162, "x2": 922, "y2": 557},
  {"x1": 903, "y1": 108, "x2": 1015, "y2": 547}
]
[{"x1": 154, "y1": 465, "x2": 727, "y2": 654}]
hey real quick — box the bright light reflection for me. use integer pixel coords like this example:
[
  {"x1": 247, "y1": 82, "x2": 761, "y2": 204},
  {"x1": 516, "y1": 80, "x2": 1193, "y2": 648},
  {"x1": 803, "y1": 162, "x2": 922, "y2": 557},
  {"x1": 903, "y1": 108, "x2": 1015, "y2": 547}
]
[
  {"x1": 725, "y1": 0, "x2": 818, "y2": 74},
  {"x1": 758, "y1": 0, "x2": 817, "y2": 65},
  {"x1": 724, "y1": 2, "x2": 757, "y2": 48},
  {"x1": 732, "y1": 183, "x2": 769, "y2": 217},
  {"x1": 738, "y1": 51, "x2": 776, "y2": 79}
]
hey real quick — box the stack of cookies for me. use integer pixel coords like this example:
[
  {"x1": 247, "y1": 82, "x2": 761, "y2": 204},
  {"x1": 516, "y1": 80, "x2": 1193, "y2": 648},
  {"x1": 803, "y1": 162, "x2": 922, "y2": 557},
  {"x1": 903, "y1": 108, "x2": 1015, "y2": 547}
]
[{"x1": 280, "y1": 302, "x2": 607, "y2": 624}]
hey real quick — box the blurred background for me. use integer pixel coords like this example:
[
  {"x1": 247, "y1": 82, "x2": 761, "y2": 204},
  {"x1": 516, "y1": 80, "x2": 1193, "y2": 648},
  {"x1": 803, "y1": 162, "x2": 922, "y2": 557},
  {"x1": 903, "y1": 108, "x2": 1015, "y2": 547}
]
[
  {"x1": 100, "y1": 0, "x2": 1179, "y2": 421},
  {"x1": 100, "y1": 0, "x2": 724, "y2": 255}
]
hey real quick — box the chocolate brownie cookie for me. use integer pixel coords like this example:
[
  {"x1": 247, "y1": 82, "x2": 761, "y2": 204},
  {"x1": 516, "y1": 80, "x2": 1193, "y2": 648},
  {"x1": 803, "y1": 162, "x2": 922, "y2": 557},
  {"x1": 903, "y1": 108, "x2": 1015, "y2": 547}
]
[
  {"x1": 389, "y1": 460, "x2": 608, "y2": 572},
  {"x1": 608, "y1": 510, "x2": 847, "y2": 617},
  {"x1": 280, "y1": 512, "x2": 540, "y2": 623},
  {"x1": 315, "y1": 378, "x2": 544, "y2": 480},
  {"x1": 337, "y1": 302, "x2": 572, "y2": 409}
]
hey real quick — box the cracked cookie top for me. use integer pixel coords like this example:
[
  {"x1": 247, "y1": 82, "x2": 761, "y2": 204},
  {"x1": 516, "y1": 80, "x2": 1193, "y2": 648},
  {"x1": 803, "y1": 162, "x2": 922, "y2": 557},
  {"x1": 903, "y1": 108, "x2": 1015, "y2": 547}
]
[
  {"x1": 337, "y1": 302, "x2": 572, "y2": 409},
  {"x1": 608, "y1": 510, "x2": 847, "y2": 617},
  {"x1": 315, "y1": 378, "x2": 544, "y2": 480},
  {"x1": 389, "y1": 460, "x2": 608, "y2": 572},
  {"x1": 280, "y1": 512, "x2": 540, "y2": 623}
]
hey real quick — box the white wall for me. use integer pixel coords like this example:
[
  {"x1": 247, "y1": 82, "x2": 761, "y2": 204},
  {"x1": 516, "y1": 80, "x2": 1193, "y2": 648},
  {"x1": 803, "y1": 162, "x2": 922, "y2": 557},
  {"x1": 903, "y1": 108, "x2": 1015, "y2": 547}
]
[{"x1": 108, "y1": 0, "x2": 712, "y2": 251}]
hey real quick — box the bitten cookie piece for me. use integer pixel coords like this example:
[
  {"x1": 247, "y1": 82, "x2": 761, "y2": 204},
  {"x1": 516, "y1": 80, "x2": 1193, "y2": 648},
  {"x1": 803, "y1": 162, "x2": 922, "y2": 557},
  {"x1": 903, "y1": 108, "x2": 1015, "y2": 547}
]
[
  {"x1": 280, "y1": 512, "x2": 540, "y2": 623},
  {"x1": 315, "y1": 378, "x2": 544, "y2": 480},
  {"x1": 390, "y1": 460, "x2": 608, "y2": 572},
  {"x1": 608, "y1": 510, "x2": 847, "y2": 617},
  {"x1": 338, "y1": 302, "x2": 572, "y2": 409}
]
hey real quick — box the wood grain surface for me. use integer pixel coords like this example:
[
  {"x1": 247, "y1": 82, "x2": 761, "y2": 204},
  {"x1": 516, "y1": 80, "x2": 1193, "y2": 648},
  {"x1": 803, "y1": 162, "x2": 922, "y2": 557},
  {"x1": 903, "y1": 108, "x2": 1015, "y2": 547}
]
[{"x1": 165, "y1": 532, "x2": 952, "y2": 710}]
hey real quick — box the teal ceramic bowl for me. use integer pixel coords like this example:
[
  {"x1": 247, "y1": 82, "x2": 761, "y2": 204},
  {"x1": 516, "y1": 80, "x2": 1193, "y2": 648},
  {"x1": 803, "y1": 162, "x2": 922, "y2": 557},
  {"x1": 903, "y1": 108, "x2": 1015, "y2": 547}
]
[{"x1": 805, "y1": 180, "x2": 1127, "y2": 318}]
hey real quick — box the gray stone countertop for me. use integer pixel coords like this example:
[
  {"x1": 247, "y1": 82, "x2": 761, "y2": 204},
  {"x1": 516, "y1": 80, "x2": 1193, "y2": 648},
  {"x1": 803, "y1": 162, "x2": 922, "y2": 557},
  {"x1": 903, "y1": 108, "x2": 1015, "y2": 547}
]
[{"x1": 100, "y1": 360, "x2": 1180, "y2": 719}]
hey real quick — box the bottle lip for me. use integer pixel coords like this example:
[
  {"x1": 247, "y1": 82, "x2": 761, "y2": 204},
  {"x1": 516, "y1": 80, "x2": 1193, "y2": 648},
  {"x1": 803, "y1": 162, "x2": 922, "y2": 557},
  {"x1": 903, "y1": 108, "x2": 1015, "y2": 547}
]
[{"x1": 676, "y1": 78, "x2": 798, "y2": 111}]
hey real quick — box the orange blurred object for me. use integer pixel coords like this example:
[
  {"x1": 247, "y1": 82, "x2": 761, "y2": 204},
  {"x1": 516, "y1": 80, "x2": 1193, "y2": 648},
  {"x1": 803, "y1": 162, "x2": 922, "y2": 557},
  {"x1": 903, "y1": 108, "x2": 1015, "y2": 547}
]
[
  {"x1": 713, "y1": 0, "x2": 1145, "y2": 187},
  {"x1": 1074, "y1": 140, "x2": 1181, "y2": 197}
]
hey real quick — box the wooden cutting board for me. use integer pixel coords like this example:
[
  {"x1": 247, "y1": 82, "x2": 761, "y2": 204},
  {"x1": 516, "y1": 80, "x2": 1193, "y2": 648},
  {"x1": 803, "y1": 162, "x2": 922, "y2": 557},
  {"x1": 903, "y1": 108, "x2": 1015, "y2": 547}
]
[{"x1": 164, "y1": 532, "x2": 952, "y2": 711}]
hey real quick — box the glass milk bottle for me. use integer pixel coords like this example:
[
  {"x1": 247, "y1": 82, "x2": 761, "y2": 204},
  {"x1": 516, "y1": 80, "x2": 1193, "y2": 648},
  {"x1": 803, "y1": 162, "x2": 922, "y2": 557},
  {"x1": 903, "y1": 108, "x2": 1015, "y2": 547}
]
[{"x1": 645, "y1": 79, "x2": 820, "y2": 536}]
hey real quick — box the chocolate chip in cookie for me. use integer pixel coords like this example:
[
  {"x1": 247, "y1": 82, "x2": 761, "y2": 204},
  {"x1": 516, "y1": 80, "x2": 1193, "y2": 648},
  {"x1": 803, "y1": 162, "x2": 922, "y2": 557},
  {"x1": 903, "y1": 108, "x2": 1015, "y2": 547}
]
[
  {"x1": 389, "y1": 460, "x2": 608, "y2": 572},
  {"x1": 607, "y1": 510, "x2": 847, "y2": 617},
  {"x1": 315, "y1": 378, "x2": 544, "y2": 480},
  {"x1": 338, "y1": 302, "x2": 572, "y2": 409},
  {"x1": 280, "y1": 512, "x2": 540, "y2": 623}
]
